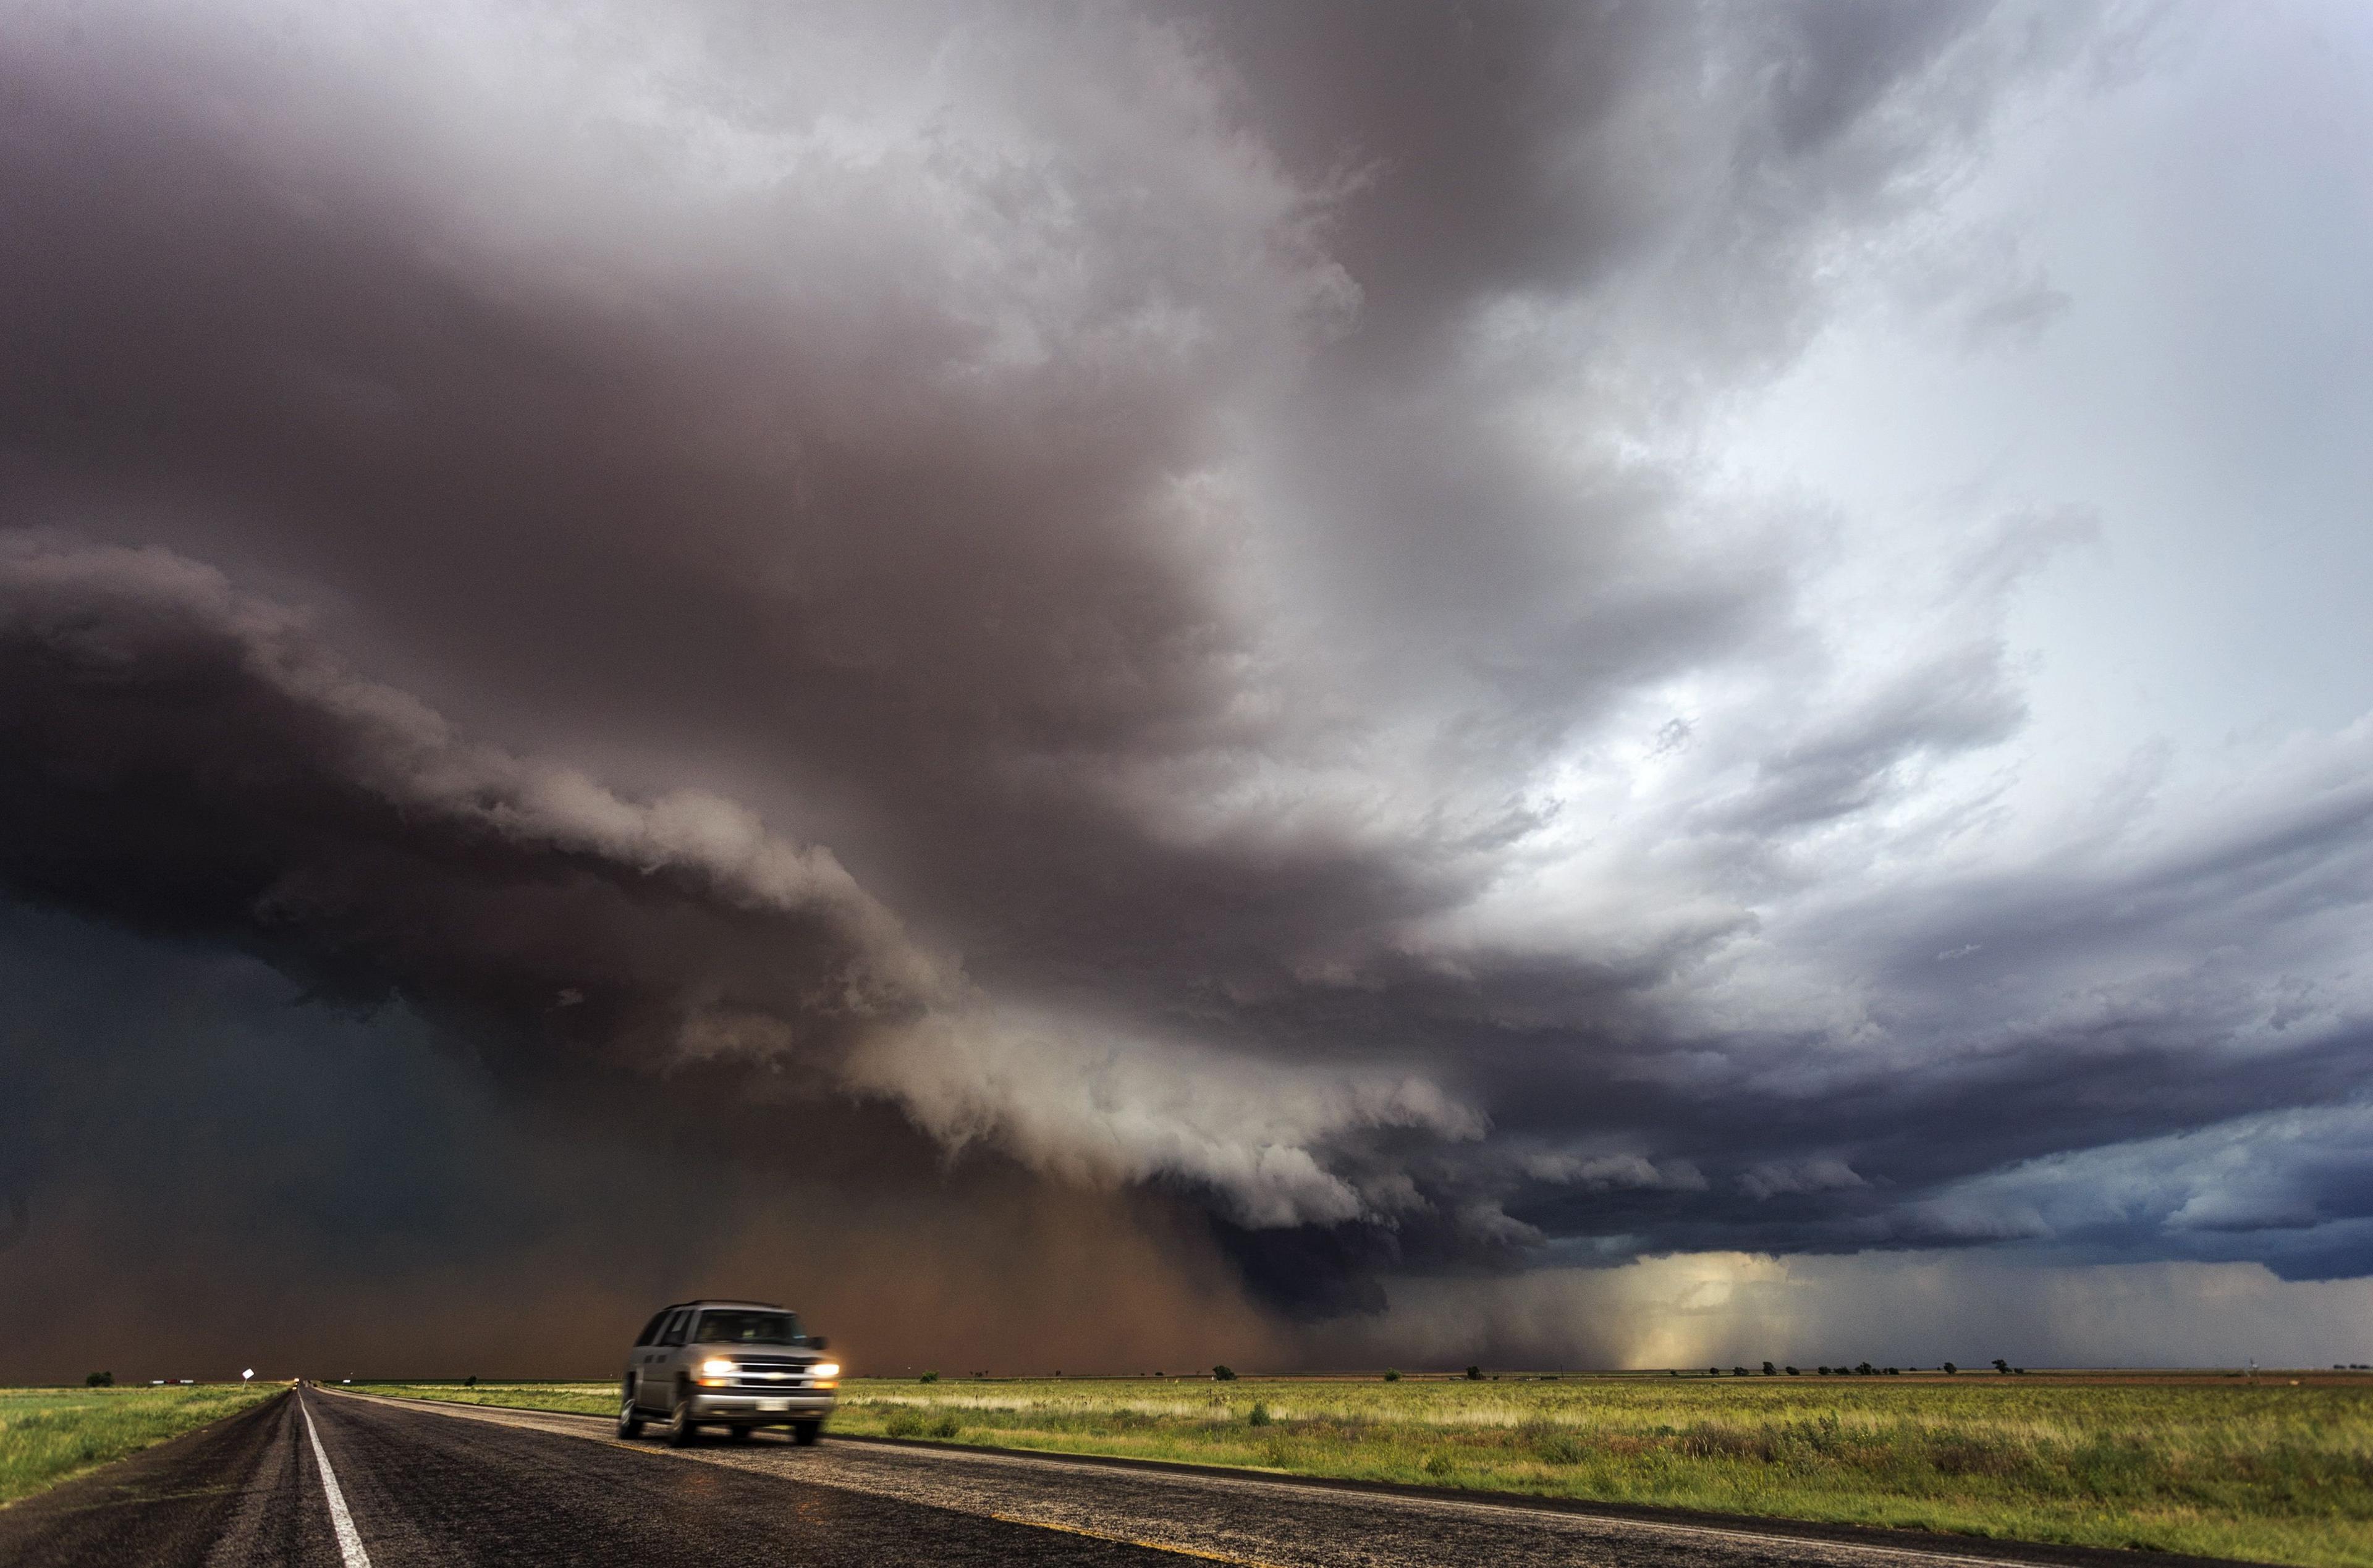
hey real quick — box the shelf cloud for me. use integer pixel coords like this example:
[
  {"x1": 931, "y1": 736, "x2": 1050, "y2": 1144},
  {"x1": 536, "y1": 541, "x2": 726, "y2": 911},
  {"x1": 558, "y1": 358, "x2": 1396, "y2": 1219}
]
[{"x1": 4, "y1": 0, "x2": 2370, "y2": 1370}]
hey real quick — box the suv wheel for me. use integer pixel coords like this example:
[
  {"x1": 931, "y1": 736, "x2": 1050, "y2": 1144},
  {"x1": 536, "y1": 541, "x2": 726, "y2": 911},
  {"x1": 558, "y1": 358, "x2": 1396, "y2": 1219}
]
[
  {"x1": 666, "y1": 1393, "x2": 698, "y2": 1447},
  {"x1": 616, "y1": 1383, "x2": 645, "y2": 1440},
  {"x1": 792, "y1": 1421, "x2": 822, "y2": 1446}
]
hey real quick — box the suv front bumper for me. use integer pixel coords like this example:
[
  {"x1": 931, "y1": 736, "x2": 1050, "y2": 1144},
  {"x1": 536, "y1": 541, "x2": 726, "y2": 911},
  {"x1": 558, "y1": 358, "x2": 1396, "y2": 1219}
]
[{"x1": 688, "y1": 1391, "x2": 835, "y2": 1420}]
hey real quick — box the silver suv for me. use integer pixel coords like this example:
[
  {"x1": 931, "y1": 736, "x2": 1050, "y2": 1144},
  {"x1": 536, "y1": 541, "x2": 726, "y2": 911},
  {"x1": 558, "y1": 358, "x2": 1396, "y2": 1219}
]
[{"x1": 618, "y1": 1299, "x2": 839, "y2": 1446}]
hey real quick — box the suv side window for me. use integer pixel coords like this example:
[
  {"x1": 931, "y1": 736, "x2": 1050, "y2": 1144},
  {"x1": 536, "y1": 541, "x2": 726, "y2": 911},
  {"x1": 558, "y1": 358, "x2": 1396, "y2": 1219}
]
[
  {"x1": 658, "y1": 1310, "x2": 690, "y2": 1347},
  {"x1": 633, "y1": 1312, "x2": 668, "y2": 1347}
]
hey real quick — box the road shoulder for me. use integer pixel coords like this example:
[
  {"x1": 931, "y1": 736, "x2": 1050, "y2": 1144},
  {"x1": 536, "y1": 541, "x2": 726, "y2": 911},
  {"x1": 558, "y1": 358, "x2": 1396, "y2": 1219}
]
[{"x1": 0, "y1": 1390, "x2": 298, "y2": 1568}]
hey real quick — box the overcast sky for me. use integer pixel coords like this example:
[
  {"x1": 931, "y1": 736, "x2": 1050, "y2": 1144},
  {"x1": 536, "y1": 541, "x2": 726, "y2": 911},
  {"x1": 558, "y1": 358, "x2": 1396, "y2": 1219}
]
[{"x1": 3, "y1": 0, "x2": 2369, "y2": 1378}]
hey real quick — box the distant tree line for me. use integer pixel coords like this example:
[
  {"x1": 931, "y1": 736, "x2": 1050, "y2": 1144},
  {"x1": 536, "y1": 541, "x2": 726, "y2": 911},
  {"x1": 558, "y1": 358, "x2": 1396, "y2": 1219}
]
[{"x1": 1669, "y1": 1359, "x2": 2028, "y2": 1376}]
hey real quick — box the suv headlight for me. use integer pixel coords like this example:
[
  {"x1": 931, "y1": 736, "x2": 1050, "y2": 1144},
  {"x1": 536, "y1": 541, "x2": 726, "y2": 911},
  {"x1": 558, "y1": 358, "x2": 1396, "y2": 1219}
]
[
  {"x1": 810, "y1": 1362, "x2": 841, "y2": 1379},
  {"x1": 700, "y1": 1359, "x2": 736, "y2": 1378}
]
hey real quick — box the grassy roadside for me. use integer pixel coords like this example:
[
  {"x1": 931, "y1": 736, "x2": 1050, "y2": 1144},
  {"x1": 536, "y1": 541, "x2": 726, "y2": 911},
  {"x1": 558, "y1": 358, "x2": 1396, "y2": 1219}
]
[
  {"x1": 360, "y1": 1375, "x2": 2373, "y2": 1567},
  {"x1": 0, "y1": 1385, "x2": 280, "y2": 1507}
]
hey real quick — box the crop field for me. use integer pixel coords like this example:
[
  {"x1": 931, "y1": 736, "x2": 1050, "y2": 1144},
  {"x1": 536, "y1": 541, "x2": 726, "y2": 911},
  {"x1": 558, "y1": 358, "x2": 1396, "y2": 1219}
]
[
  {"x1": 365, "y1": 1372, "x2": 2373, "y2": 1566},
  {"x1": 0, "y1": 1384, "x2": 279, "y2": 1506}
]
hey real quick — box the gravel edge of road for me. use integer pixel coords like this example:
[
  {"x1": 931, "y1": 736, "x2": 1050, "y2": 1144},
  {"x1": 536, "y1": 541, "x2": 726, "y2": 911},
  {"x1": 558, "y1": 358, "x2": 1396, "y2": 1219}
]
[{"x1": 327, "y1": 1387, "x2": 2264, "y2": 1568}]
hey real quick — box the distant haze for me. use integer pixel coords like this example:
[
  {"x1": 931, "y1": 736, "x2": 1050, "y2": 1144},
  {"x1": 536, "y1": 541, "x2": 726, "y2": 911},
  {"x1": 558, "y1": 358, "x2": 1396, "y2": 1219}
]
[{"x1": 3, "y1": 0, "x2": 2371, "y2": 1379}]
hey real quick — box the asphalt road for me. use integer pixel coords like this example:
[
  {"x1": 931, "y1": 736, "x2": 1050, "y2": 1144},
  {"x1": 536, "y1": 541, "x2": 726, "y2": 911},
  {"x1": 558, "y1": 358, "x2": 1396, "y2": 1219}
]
[{"x1": 0, "y1": 1387, "x2": 2241, "y2": 1568}]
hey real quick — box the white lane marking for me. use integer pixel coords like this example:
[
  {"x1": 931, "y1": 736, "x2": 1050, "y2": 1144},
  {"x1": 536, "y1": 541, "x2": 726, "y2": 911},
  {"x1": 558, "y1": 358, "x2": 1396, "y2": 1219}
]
[{"x1": 300, "y1": 1393, "x2": 374, "y2": 1568}]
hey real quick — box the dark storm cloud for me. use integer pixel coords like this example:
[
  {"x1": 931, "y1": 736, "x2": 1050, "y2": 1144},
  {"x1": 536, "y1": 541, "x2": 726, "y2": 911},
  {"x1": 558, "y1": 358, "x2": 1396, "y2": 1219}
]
[
  {"x1": 4, "y1": 0, "x2": 2367, "y2": 1354},
  {"x1": 0, "y1": 537, "x2": 1486, "y2": 1244},
  {"x1": 0, "y1": 541, "x2": 945, "y2": 1073}
]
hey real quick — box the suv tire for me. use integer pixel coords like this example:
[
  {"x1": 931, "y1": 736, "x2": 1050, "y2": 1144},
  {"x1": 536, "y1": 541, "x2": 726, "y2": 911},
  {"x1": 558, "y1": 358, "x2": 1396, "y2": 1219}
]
[
  {"x1": 616, "y1": 1384, "x2": 645, "y2": 1440},
  {"x1": 792, "y1": 1421, "x2": 822, "y2": 1446},
  {"x1": 667, "y1": 1393, "x2": 698, "y2": 1447}
]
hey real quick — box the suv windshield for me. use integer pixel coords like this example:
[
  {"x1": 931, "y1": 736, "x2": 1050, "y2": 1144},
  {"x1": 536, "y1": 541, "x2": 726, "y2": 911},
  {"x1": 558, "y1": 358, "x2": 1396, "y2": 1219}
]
[{"x1": 692, "y1": 1309, "x2": 804, "y2": 1346}]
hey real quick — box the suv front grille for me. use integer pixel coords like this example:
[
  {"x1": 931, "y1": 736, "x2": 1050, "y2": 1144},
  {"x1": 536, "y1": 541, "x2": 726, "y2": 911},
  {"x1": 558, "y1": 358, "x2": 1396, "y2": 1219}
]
[{"x1": 725, "y1": 1355, "x2": 821, "y2": 1391}]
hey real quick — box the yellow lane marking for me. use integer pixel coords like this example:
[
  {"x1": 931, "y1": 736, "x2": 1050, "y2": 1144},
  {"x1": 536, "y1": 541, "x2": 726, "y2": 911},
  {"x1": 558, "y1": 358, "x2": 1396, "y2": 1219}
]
[{"x1": 990, "y1": 1512, "x2": 1283, "y2": 1566}]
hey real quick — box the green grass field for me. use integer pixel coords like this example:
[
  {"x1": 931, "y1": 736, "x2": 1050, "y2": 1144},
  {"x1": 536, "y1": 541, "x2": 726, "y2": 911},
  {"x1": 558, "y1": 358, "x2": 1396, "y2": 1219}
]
[
  {"x1": 0, "y1": 1384, "x2": 279, "y2": 1507},
  {"x1": 362, "y1": 1373, "x2": 2373, "y2": 1566}
]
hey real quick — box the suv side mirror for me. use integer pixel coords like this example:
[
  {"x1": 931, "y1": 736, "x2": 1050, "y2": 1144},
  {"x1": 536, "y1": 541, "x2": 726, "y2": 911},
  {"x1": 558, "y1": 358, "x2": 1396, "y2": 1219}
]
[{"x1": 808, "y1": 1336, "x2": 829, "y2": 1351}]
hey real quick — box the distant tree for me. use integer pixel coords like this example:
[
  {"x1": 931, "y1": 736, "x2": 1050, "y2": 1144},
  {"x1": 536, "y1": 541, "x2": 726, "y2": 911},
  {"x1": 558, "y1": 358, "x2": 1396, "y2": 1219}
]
[
  {"x1": 1732, "y1": 1366, "x2": 1748, "y2": 1376},
  {"x1": 1785, "y1": 1366, "x2": 1800, "y2": 1376},
  {"x1": 1886, "y1": 1367, "x2": 1901, "y2": 1375},
  {"x1": 1943, "y1": 1362, "x2": 1957, "y2": 1374},
  {"x1": 465, "y1": 1375, "x2": 476, "y2": 1388},
  {"x1": 1817, "y1": 1366, "x2": 1831, "y2": 1375},
  {"x1": 85, "y1": 1371, "x2": 112, "y2": 1387},
  {"x1": 919, "y1": 1372, "x2": 939, "y2": 1383},
  {"x1": 1708, "y1": 1367, "x2": 1720, "y2": 1376},
  {"x1": 1466, "y1": 1365, "x2": 1484, "y2": 1380},
  {"x1": 1856, "y1": 1362, "x2": 1875, "y2": 1376},
  {"x1": 1213, "y1": 1365, "x2": 1238, "y2": 1381},
  {"x1": 1762, "y1": 1362, "x2": 1777, "y2": 1376},
  {"x1": 1247, "y1": 1401, "x2": 1273, "y2": 1427},
  {"x1": 1993, "y1": 1358, "x2": 2011, "y2": 1374},
  {"x1": 1384, "y1": 1368, "x2": 1401, "y2": 1381}
]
